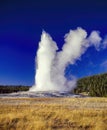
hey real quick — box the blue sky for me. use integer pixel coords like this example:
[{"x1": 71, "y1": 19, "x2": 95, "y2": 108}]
[{"x1": 0, "y1": 0, "x2": 107, "y2": 86}]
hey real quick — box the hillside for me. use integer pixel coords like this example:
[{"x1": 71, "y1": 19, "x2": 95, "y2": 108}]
[{"x1": 75, "y1": 73, "x2": 107, "y2": 97}]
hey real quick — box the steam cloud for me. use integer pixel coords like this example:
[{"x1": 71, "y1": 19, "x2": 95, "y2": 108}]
[{"x1": 30, "y1": 27, "x2": 107, "y2": 92}]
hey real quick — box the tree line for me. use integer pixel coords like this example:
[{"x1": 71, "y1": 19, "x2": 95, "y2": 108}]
[
  {"x1": 75, "y1": 73, "x2": 107, "y2": 97},
  {"x1": 0, "y1": 85, "x2": 29, "y2": 93}
]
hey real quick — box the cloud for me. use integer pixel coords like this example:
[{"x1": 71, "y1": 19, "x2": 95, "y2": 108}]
[
  {"x1": 101, "y1": 60, "x2": 107, "y2": 71},
  {"x1": 102, "y1": 36, "x2": 107, "y2": 49}
]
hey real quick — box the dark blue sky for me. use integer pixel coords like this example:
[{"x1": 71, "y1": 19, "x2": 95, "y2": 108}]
[{"x1": 0, "y1": 0, "x2": 107, "y2": 86}]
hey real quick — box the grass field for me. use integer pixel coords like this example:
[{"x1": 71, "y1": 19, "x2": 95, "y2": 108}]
[{"x1": 0, "y1": 97, "x2": 107, "y2": 130}]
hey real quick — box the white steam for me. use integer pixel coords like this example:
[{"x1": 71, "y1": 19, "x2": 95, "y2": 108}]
[
  {"x1": 30, "y1": 27, "x2": 106, "y2": 92},
  {"x1": 88, "y1": 31, "x2": 102, "y2": 50},
  {"x1": 33, "y1": 31, "x2": 58, "y2": 91}
]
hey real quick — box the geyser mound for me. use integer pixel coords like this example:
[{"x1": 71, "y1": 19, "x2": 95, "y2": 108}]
[
  {"x1": 0, "y1": 91, "x2": 84, "y2": 98},
  {"x1": 30, "y1": 27, "x2": 107, "y2": 93}
]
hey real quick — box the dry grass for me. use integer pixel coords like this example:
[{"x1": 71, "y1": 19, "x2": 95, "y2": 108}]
[{"x1": 0, "y1": 97, "x2": 107, "y2": 130}]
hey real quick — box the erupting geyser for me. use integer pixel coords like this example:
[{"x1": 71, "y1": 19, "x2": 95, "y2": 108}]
[{"x1": 30, "y1": 27, "x2": 106, "y2": 92}]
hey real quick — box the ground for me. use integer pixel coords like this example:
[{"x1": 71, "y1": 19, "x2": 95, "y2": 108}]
[{"x1": 0, "y1": 97, "x2": 107, "y2": 130}]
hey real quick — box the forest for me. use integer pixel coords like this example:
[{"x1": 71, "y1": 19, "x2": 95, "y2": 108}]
[
  {"x1": 75, "y1": 73, "x2": 107, "y2": 97},
  {"x1": 0, "y1": 85, "x2": 29, "y2": 93}
]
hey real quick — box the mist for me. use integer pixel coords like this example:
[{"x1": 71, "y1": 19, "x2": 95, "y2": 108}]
[{"x1": 30, "y1": 27, "x2": 106, "y2": 92}]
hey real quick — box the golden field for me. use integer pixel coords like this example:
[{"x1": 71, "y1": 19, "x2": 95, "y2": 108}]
[{"x1": 0, "y1": 97, "x2": 107, "y2": 130}]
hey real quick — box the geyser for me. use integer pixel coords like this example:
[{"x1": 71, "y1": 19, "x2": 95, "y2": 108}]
[{"x1": 30, "y1": 27, "x2": 107, "y2": 92}]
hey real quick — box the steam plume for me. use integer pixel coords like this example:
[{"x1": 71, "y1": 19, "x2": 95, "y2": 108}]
[{"x1": 30, "y1": 27, "x2": 106, "y2": 92}]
